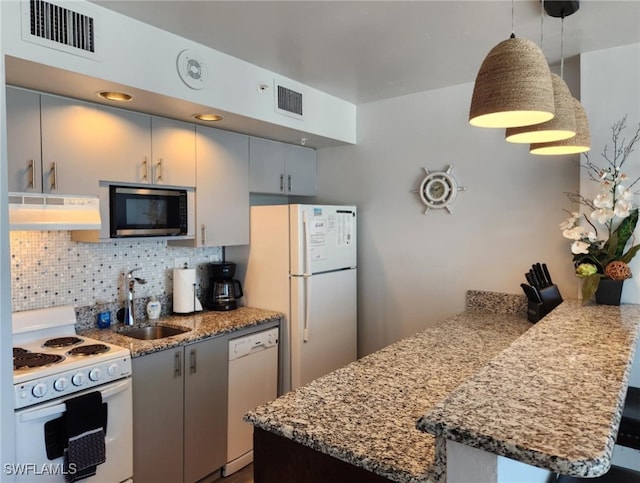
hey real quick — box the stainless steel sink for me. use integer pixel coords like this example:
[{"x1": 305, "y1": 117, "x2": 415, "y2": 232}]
[{"x1": 120, "y1": 324, "x2": 191, "y2": 340}]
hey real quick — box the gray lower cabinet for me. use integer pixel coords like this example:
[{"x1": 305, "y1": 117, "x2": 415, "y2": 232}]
[{"x1": 132, "y1": 336, "x2": 228, "y2": 483}]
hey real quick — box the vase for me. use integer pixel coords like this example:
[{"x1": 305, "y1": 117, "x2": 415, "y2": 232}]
[{"x1": 595, "y1": 278, "x2": 624, "y2": 305}]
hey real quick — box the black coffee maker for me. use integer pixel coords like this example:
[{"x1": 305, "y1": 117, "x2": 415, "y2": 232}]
[{"x1": 206, "y1": 262, "x2": 243, "y2": 311}]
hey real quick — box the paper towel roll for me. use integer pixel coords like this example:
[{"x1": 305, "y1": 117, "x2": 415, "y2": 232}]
[{"x1": 173, "y1": 268, "x2": 203, "y2": 314}]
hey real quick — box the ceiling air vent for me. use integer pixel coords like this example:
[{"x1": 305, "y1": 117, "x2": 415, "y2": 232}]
[
  {"x1": 21, "y1": 0, "x2": 99, "y2": 60},
  {"x1": 275, "y1": 83, "x2": 304, "y2": 120}
]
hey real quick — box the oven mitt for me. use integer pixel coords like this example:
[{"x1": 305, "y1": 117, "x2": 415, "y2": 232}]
[{"x1": 63, "y1": 391, "x2": 106, "y2": 481}]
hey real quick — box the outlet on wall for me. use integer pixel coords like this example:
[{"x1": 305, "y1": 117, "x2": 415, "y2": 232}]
[{"x1": 174, "y1": 257, "x2": 189, "y2": 269}]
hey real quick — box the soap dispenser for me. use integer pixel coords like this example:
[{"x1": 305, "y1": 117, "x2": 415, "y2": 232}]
[{"x1": 146, "y1": 295, "x2": 161, "y2": 320}]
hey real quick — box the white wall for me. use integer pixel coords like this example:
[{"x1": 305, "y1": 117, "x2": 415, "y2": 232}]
[
  {"x1": 581, "y1": 43, "x2": 640, "y2": 306},
  {"x1": 581, "y1": 43, "x2": 640, "y2": 388},
  {"x1": 316, "y1": 82, "x2": 580, "y2": 356}
]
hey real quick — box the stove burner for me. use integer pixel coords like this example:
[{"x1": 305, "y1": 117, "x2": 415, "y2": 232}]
[
  {"x1": 14, "y1": 353, "x2": 64, "y2": 370},
  {"x1": 43, "y1": 336, "x2": 83, "y2": 348},
  {"x1": 67, "y1": 344, "x2": 110, "y2": 356},
  {"x1": 13, "y1": 347, "x2": 28, "y2": 357}
]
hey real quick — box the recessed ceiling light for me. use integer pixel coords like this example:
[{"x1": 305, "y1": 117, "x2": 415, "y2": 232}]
[
  {"x1": 98, "y1": 91, "x2": 133, "y2": 102},
  {"x1": 193, "y1": 113, "x2": 223, "y2": 122}
]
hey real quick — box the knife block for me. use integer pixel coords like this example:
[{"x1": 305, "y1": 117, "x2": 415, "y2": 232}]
[
  {"x1": 527, "y1": 285, "x2": 563, "y2": 323},
  {"x1": 527, "y1": 301, "x2": 545, "y2": 323}
]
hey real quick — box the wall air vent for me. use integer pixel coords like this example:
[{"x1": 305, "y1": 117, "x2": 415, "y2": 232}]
[
  {"x1": 275, "y1": 83, "x2": 304, "y2": 120},
  {"x1": 21, "y1": 0, "x2": 99, "y2": 60}
]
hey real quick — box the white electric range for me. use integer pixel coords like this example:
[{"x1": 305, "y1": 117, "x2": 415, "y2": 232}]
[{"x1": 12, "y1": 305, "x2": 133, "y2": 483}]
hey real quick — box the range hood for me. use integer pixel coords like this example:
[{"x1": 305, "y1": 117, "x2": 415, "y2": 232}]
[{"x1": 9, "y1": 192, "x2": 101, "y2": 231}]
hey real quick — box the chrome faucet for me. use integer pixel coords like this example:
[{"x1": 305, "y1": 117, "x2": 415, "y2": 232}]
[{"x1": 124, "y1": 268, "x2": 147, "y2": 326}]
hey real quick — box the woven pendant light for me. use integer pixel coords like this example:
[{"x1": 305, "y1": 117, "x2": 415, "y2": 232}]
[
  {"x1": 469, "y1": 35, "x2": 555, "y2": 128},
  {"x1": 530, "y1": 98, "x2": 590, "y2": 154},
  {"x1": 505, "y1": 73, "x2": 576, "y2": 143}
]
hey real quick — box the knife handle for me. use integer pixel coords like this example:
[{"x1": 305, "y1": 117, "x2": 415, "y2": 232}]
[
  {"x1": 529, "y1": 269, "x2": 542, "y2": 289},
  {"x1": 533, "y1": 264, "x2": 547, "y2": 288},
  {"x1": 521, "y1": 283, "x2": 542, "y2": 303},
  {"x1": 542, "y1": 263, "x2": 553, "y2": 285}
]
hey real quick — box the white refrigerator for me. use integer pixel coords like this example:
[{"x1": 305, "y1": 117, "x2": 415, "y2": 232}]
[{"x1": 244, "y1": 204, "x2": 357, "y2": 393}]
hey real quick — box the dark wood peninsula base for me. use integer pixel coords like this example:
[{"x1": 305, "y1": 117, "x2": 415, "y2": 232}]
[{"x1": 253, "y1": 428, "x2": 391, "y2": 483}]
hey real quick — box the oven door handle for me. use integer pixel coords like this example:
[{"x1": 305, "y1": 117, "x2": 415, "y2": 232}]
[{"x1": 18, "y1": 379, "x2": 131, "y2": 423}]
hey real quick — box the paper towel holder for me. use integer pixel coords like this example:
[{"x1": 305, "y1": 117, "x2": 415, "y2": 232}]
[{"x1": 173, "y1": 266, "x2": 203, "y2": 314}]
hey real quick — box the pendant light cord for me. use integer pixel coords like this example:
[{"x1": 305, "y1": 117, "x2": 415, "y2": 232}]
[
  {"x1": 511, "y1": 0, "x2": 515, "y2": 36},
  {"x1": 560, "y1": 15, "x2": 565, "y2": 79},
  {"x1": 540, "y1": 0, "x2": 545, "y2": 53}
]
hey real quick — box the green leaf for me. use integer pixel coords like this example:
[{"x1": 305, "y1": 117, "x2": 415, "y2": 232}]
[
  {"x1": 621, "y1": 243, "x2": 640, "y2": 264},
  {"x1": 604, "y1": 232, "x2": 619, "y2": 259},
  {"x1": 581, "y1": 274, "x2": 601, "y2": 304},
  {"x1": 613, "y1": 208, "x2": 639, "y2": 258}
]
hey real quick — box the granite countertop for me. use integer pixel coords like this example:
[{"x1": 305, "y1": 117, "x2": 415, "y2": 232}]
[
  {"x1": 417, "y1": 299, "x2": 640, "y2": 479},
  {"x1": 245, "y1": 291, "x2": 533, "y2": 483},
  {"x1": 80, "y1": 306, "x2": 282, "y2": 357}
]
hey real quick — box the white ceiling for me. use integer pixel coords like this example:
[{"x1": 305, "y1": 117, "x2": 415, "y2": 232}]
[{"x1": 91, "y1": 0, "x2": 640, "y2": 105}]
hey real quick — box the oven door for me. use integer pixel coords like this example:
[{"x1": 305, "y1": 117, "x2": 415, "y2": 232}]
[{"x1": 14, "y1": 378, "x2": 132, "y2": 483}]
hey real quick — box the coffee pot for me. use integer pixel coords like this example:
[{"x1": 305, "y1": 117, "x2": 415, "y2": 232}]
[{"x1": 206, "y1": 262, "x2": 244, "y2": 311}]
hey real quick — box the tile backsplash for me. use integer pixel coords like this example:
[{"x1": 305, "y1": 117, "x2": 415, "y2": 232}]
[{"x1": 10, "y1": 231, "x2": 222, "y2": 313}]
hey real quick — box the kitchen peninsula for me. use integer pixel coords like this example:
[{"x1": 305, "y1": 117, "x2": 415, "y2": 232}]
[{"x1": 245, "y1": 291, "x2": 640, "y2": 483}]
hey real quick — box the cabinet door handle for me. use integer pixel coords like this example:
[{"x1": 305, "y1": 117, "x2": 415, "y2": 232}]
[
  {"x1": 156, "y1": 158, "x2": 163, "y2": 183},
  {"x1": 142, "y1": 157, "x2": 149, "y2": 181},
  {"x1": 279, "y1": 174, "x2": 284, "y2": 192},
  {"x1": 201, "y1": 224, "x2": 206, "y2": 245},
  {"x1": 189, "y1": 349, "x2": 197, "y2": 374},
  {"x1": 175, "y1": 351, "x2": 182, "y2": 377},
  {"x1": 49, "y1": 162, "x2": 57, "y2": 191},
  {"x1": 28, "y1": 160, "x2": 35, "y2": 189},
  {"x1": 288, "y1": 174, "x2": 292, "y2": 192}
]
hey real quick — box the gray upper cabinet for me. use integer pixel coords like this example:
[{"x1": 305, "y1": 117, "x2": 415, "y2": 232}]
[
  {"x1": 249, "y1": 137, "x2": 317, "y2": 196},
  {"x1": 6, "y1": 87, "x2": 42, "y2": 193},
  {"x1": 284, "y1": 143, "x2": 318, "y2": 195},
  {"x1": 92, "y1": 105, "x2": 151, "y2": 185},
  {"x1": 170, "y1": 126, "x2": 249, "y2": 248},
  {"x1": 7, "y1": 87, "x2": 101, "y2": 195},
  {"x1": 150, "y1": 116, "x2": 196, "y2": 187},
  {"x1": 7, "y1": 88, "x2": 197, "y2": 195},
  {"x1": 94, "y1": 108, "x2": 196, "y2": 187}
]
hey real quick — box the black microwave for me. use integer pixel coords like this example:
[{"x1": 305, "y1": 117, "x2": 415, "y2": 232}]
[{"x1": 109, "y1": 185, "x2": 188, "y2": 237}]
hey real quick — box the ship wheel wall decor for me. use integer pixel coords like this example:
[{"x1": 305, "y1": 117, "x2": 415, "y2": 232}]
[{"x1": 412, "y1": 165, "x2": 466, "y2": 214}]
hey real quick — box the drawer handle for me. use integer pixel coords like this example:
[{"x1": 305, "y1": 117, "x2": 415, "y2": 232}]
[
  {"x1": 142, "y1": 157, "x2": 149, "y2": 181},
  {"x1": 28, "y1": 159, "x2": 35, "y2": 189},
  {"x1": 156, "y1": 158, "x2": 163, "y2": 183},
  {"x1": 49, "y1": 162, "x2": 58, "y2": 191},
  {"x1": 190, "y1": 349, "x2": 197, "y2": 374},
  {"x1": 175, "y1": 351, "x2": 182, "y2": 377}
]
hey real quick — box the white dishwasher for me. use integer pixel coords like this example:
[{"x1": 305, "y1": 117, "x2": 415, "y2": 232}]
[{"x1": 223, "y1": 326, "x2": 279, "y2": 476}]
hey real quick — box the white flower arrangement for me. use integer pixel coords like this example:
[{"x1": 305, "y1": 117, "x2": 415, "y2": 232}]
[{"x1": 560, "y1": 116, "x2": 640, "y2": 302}]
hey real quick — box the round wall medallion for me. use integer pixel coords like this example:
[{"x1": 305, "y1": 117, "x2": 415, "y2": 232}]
[
  {"x1": 176, "y1": 49, "x2": 208, "y2": 90},
  {"x1": 412, "y1": 165, "x2": 466, "y2": 214}
]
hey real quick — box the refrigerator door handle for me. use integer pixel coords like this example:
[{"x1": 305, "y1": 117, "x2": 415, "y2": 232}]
[
  {"x1": 303, "y1": 274, "x2": 311, "y2": 342},
  {"x1": 302, "y1": 211, "x2": 312, "y2": 342}
]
